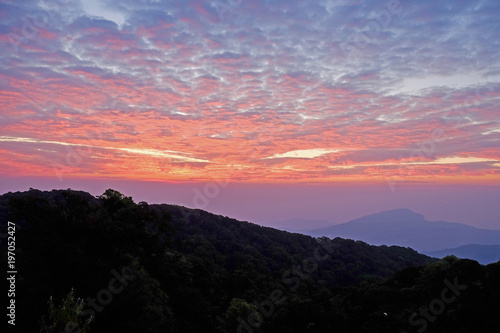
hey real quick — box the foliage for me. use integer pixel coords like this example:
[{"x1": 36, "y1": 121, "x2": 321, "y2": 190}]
[{"x1": 40, "y1": 289, "x2": 92, "y2": 333}]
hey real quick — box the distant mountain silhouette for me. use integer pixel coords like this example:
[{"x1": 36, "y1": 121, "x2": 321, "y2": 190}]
[
  {"x1": 278, "y1": 209, "x2": 500, "y2": 253},
  {"x1": 425, "y1": 245, "x2": 500, "y2": 265}
]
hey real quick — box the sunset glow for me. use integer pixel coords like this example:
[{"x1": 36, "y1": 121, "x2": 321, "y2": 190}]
[{"x1": 1, "y1": 0, "x2": 499, "y2": 185}]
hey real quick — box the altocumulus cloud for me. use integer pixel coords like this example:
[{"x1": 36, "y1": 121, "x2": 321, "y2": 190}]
[{"x1": 0, "y1": 0, "x2": 499, "y2": 182}]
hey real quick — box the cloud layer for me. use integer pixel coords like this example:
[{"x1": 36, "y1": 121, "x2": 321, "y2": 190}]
[{"x1": 1, "y1": 0, "x2": 499, "y2": 183}]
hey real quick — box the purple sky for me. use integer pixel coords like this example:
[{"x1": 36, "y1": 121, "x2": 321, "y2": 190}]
[{"x1": 1, "y1": 177, "x2": 499, "y2": 230}]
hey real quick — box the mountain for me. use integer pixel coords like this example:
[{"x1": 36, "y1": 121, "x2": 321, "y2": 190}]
[
  {"x1": 284, "y1": 209, "x2": 500, "y2": 253},
  {"x1": 0, "y1": 189, "x2": 436, "y2": 333},
  {"x1": 425, "y1": 245, "x2": 500, "y2": 265},
  {"x1": 1, "y1": 189, "x2": 499, "y2": 333}
]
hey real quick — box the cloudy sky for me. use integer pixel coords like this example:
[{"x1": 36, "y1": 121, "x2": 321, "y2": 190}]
[{"x1": 1, "y1": 0, "x2": 499, "y2": 227}]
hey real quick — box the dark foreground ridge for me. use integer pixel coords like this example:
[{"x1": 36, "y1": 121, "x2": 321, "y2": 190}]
[{"x1": 0, "y1": 189, "x2": 499, "y2": 333}]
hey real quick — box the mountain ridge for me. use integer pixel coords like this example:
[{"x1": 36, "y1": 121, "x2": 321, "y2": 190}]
[
  {"x1": 425, "y1": 244, "x2": 500, "y2": 265},
  {"x1": 0, "y1": 188, "x2": 438, "y2": 332},
  {"x1": 1, "y1": 189, "x2": 499, "y2": 332},
  {"x1": 274, "y1": 209, "x2": 500, "y2": 255}
]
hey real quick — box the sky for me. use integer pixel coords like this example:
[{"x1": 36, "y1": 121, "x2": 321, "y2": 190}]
[{"x1": 0, "y1": 0, "x2": 499, "y2": 228}]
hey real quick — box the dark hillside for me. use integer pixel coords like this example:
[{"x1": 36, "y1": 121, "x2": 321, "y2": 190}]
[{"x1": 1, "y1": 189, "x2": 498, "y2": 333}]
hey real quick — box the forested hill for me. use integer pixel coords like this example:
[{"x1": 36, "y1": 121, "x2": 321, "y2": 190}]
[
  {"x1": 159, "y1": 203, "x2": 436, "y2": 284},
  {"x1": 1, "y1": 189, "x2": 499, "y2": 333}
]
